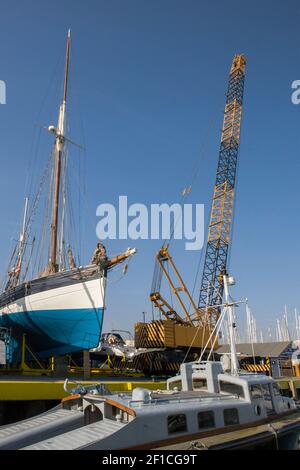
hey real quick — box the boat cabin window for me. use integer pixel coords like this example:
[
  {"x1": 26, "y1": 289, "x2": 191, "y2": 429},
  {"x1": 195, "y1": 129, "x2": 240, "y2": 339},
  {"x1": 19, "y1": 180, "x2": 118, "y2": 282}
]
[
  {"x1": 105, "y1": 404, "x2": 130, "y2": 423},
  {"x1": 219, "y1": 380, "x2": 245, "y2": 398},
  {"x1": 193, "y1": 378, "x2": 207, "y2": 390},
  {"x1": 272, "y1": 383, "x2": 282, "y2": 396},
  {"x1": 261, "y1": 384, "x2": 275, "y2": 415},
  {"x1": 167, "y1": 414, "x2": 187, "y2": 434},
  {"x1": 84, "y1": 405, "x2": 103, "y2": 425},
  {"x1": 198, "y1": 410, "x2": 215, "y2": 429},
  {"x1": 223, "y1": 408, "x2": 239, "y2": 426},
  {"x1": 168, "y1": 380, "x2": 182, "y2": 391},
  {"x1": 249, "y1": 384, "x2": 263, "y2": 399}
]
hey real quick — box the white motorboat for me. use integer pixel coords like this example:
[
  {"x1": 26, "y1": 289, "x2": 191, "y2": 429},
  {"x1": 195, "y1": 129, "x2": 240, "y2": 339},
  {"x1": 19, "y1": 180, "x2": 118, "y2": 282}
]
[{"x1": 0, "y1": 274, "x2": 298, "y2": 450}]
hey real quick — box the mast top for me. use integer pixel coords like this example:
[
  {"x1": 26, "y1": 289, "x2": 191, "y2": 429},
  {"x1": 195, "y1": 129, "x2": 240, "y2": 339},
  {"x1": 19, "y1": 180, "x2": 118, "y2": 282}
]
[{"x1": 63, "y1": 30, "x2": 71, "y2": 103}]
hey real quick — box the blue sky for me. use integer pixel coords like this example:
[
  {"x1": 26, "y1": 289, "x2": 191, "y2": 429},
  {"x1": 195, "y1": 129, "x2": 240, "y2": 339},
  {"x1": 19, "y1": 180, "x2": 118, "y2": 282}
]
[{"x1": 0, "y1": 0, "x2": 299, "y2": 338}]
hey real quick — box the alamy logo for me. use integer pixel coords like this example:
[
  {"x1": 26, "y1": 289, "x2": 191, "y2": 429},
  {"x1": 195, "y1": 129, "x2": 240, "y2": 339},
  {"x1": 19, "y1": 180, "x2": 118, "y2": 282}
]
[
  {"x1": 291, "y1": 80, "x2": 300, "y2": 104},
  {"x1": 0, "y1": 80, "x2": 6, "y2": 104},
  {"x1": 96, "y1": 196, "x2": 204, "y2": 251}
]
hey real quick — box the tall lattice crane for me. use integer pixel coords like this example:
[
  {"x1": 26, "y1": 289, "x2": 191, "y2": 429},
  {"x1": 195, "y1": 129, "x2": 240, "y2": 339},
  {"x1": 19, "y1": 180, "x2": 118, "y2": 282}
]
[
  {"x1": 196, "y1": 54, "x2": 246, "y2": 326},
  {"x1": 150, "y1": 54, "x2": 246, "y2": 328},
  {"x1": 134, "y1": 55, "x2": 247, "y2": 374}
]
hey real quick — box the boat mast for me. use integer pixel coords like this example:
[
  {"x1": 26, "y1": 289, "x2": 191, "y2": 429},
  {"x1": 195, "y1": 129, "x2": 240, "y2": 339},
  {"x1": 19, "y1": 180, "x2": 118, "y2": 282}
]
[
  {"x1": 16, "y1": 197, "x2": 29, "y2": 282},
  {"x1": 48, "y1": 30, "x2": 70, "y2": 273},
  {"x1": 223, "y1": 274, "x2": 239, "y2": 375}
]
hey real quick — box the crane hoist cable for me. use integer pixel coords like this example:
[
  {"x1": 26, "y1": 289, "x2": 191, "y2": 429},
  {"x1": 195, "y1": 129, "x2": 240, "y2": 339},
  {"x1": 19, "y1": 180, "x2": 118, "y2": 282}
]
[
  {"x1": 150, "y1": 55, "x2": 246, "y2": 333},
  {"x1": 162, "y1": 111, "x2": 220, "y2": 248},
  {"x1": 151, "y1": 111, "x2": 220, "y2": 298}
]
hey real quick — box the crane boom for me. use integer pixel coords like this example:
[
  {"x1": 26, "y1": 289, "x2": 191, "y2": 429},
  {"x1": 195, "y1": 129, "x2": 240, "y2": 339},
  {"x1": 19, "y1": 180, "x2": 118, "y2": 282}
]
[
  {"x1": 150, "y1": 246, "x2": 200, "y2": 326},
  {"x1": 196, "y1": 54, "x2": 246, "y2": 325},
  {"x1": 134, "y1": 55, "x2": 247, "y2": 374}
]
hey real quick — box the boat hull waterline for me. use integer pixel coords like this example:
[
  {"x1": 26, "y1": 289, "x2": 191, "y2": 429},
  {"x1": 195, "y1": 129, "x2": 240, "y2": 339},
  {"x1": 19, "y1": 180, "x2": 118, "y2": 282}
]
[{"x1": 0, "y1": 269, "x2": 106, "y2": 360}]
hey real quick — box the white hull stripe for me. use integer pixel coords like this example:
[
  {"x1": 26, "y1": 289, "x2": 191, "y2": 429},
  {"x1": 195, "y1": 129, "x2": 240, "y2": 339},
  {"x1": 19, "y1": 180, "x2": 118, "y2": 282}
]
[{"x1": 0, "y1": 277, "x2": 106, "y2": 315}]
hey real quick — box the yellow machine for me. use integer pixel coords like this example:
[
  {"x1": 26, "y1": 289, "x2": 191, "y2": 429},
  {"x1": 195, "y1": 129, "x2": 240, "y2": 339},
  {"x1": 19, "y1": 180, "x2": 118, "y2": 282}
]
[
  {"x1": 133, "y1": 246, "x2": 219, "y2": 375},
  {"x1": 135, "y1": 246, "x2": 216, "y2": 350}
]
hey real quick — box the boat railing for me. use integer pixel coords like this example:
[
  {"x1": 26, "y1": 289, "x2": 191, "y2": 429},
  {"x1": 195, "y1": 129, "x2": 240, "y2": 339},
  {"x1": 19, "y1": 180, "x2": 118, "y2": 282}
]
[{"x1": 128, "y1": 393, "x2": 238, "y2": 407}]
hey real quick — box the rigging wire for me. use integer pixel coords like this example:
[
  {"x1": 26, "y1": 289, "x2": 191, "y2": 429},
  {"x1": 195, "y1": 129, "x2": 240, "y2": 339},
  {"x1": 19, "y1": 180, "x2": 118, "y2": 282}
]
[
  {"x1": 106, "y1": 256, "x2": 134, "y2": 284},
  {"x1": 3, "y1": 152, "x2": 53, "y2": 285},
  {"x1": 2, "y1": 35, "x2": 91, "y2": 287},
  {"x1": 68, "y1": 152, "x2": 98, "y2": 233},
  {"x1": 58, "y1": 146, "x2": 69, "y2": 271},
  {"x1": 162, "y1": 110, "x2": 221, "y2": 248},
  {"x1": 11, "y1": 52, "x2": 66, "y2": 284},
  {"x1": 66, "y1": 174, "x2": 80, "y2": 265},
  {"x1": 180, "y1": 282, "x2": 223, "y2": 364},
  {"x1": 22, "y1": 237, "x2": 36, "y2": 282},
  {"x1": 3, "y1": 56, "x2": 59, "y2": 285},
  {"x1": 200, "y1": 307, "x2": 227, "y2": 362},
  {"x1": 24, "y1": 54, "x2": 64, "y2": 202},
  {"x1": 1, "y1": 244, "x2": 18, "y2": 290},
  {"x1": 153, "y1": 110, "x2": 222, "y2": 322},
  {"x1": 35, "y1": 162, "x2": 54, "y2": 275},
  {"x1": 150, "y1": 111, "x2": 221, "y2": 310},
  {"x1": 23, "y1": 153, "x2": 53, "y2": 277},
  {"x1": 66, "y1": 37, "x2": 88, "y2": 263}
]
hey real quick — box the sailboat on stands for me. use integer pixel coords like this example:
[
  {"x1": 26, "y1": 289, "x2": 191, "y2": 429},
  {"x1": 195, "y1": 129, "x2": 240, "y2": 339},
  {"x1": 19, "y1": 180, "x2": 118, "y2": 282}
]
[{"x1": 0, "y1": 31, "x2": 136, "y2": 361}]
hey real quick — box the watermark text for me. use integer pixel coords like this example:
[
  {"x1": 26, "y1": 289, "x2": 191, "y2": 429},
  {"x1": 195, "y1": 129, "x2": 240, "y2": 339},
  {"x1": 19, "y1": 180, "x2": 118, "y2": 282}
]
[
  {"x1": 96, "y1": 196, "x2": 204, "y2": 251},
  {"x1": 291, "y1": 80, "x2": 300, "y2": 104},
  {"x1": 0, "y1": 80, "x2": 6, "y2": 105}
]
